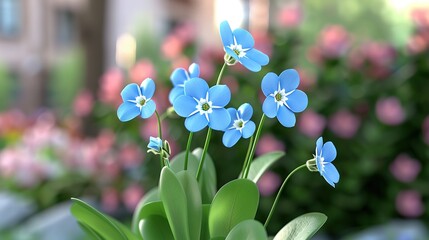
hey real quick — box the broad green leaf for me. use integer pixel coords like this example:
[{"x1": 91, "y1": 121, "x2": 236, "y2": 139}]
[
  {"x1": 139, "y1": 216, "x2": 174, "y2": 240},
  {"x1": 106, "y1": 216, "x2": 140, "y2": 240},
  {"x1": 273, "y1": 212, "x2": 327, "y2": 240},
  {"x1": 159, "y1": 167, "x2": 191, "y2": 240},
  {"x1": 225, "y1": 219, "x2": 267, "y2": 240},
  {"x1": 192, "y1": 148, "x2": 217, "y2": 203},
  {"x1": 244, "y1": 151, "x2": 285, "y2": 183},
  {"x1": 132, "y1": 188, "x2": 160, "y2": 232},
  {"x1": 201, "y1": 204, "x2": 211, "y2": 240},
  {"x1": 70, "y1": 198, "x2": 126, "y2": 240},
  {"x1": 209, "y1": 179, "x2": 259, "y2": 238},
  {"x1": 177, "y1": 171, "x2": 202, "y2": 240},
  {"x1": 78, "y1": 222, "x2": 103, "y2": 240},
  {"x1": 170, "y1": 151, "x2": 199, "y2": 174}
]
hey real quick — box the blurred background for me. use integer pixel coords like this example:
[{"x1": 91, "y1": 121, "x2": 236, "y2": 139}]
[{"x1": 0, "y1": 0, "x2": 429, "y2": 239}]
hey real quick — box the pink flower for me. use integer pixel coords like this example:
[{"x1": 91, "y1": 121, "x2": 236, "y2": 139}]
[
  {"x1": 256, "y1": 134, "x2": 285, "y2": 156},
  {"x1": 411, "y1": 8, "x2": 429, "y2": 29},
  {"x1": 101, "y1": 188, "x2": 120, "y2": 213},
  {"x1": 298, "y1": 109, "x2": 326, "y2": 138},
  {"x1": 396, "y1": 190, "x2": 424, "y2": 218},
  {"x1": 119, "y1": 143, "x2": 143, "y2": 168},
  {"x1": 318, "y1": 25, "x2": 351, "y2": 59},
  {"x1": 99, "y1": 69, "x2": 124, "y2": 107},
  {"x1": 122, "y1": 184, "x2": 144, "y2": 211},
  {"x1": 73, "y1": 90, "x2": 94, "y2": 117},
  {"x1": 277, "y1": 4, "x2": 302, "y2": 28},
  {"x1": 161, "y1": 35, "x2": 184, "y2": 60},
  {"x1": 390, "y1": 154, "x2": 421, "y2": 183},
  {"x1": 328, "y1": 110, "x2": 360, "y2": 139},
  {"x1": 376, "y1": 97, "x2": 405, "y2": 125},
  {"x1": 422, "y1": 116, "x2": 429, "y2": 145},
  {"x1": 129, "y1": 59, "x2": 157, "y2": 84},
  {"x1": 407, "y1": 34, "x2": 428, "y2": 55},
  {"x1": 257, "y1": 171, "x2": 281, "y2": 196}
]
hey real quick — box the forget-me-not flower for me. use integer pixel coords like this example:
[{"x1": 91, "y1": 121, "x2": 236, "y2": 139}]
[
  {"x1": 169, "y1": 63, "x2": 200, "y2": 104},
  {"x1": 222, "y1": 103, "x2": 256, "y2": 147},
  {"x1": 117, "y1": 78, "x2": 156, "y2": 122},
  {"x1": 148, "y1": 136, "x2": 162, "y2": 152},
  {"x1": 220, "y1": 21, "x2": 269, "y2": 72},
  {"x1": 312, "y1": 137, "x2": 340, "y2": 187},
  {"x1": 173, "y1": 78, "x2": 231, "y2": 132},
  {"x1": 261, "y1": 69, "x2": 308, "y2": 127}
]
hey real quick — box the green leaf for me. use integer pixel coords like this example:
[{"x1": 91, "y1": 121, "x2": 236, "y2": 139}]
[
  {"x1": 244, "y1": 151, "x2": 285, "y2": 183},
  {"x1": 201, "y1": 204, "x2": 211, "y2": 240},
  {"x1": 170, "y1": 151, "x2": 199, "y2": 175},
  {"x1": 139, "y1": 216, "x2": 175, "y2": 240},
  {"x1": 273, "y1": 212, "x2": 327, "y2": 240},
  {"x1": 159, "y1": 167, "x2": 191, "y2": 240},
  {"x1": 177, "y1": 171, "x2": 203, "y2": 240},
  {"x1": 70, "y1": 198, "x2": 127, "y2": 240},
  {"x1": 106, "y1": 216, "x2": 140, "y2": 240},
  {"x1": 78, "y1": 222, "x2": 104, "y2": 240},
  {"x1": 225, "y1": 219, "x2": 267, "y2": 240},
  {"x1": 132, "y1": 187, "x2": 160, "y2": 232},
  {"x1": 192, "y1": 148, "x2": 217, "y2": 203},
  {"x1": 209, "y1": 179, "x2": 259, "y2": 238}
]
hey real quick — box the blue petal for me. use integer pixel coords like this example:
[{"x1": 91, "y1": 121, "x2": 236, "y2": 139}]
[
  {"x1": 185, "y1": 113, "x2": 208, "y2": 132},
  {"x1": 140, "y1": 78, "x2": 155, "y2": 99},
  {"x1": 220, "y1": 21, "x2": 234, "y2": 47},
  {"x1": 209, "y1": 85, "x2": 231, "y2": 107},
  {"x1": 262, "y1": 97, "x2": 278, "y2": 118},
  {"x1": 148, "y1": 137, "x2": 162, "y2": 151},
  {"x1": 225, "y1": 48, "x2": 239, "y2": 60},
  {"x1": 316, "y1": 156, "x2": 324, "y2": 174},
  {"x1": 169, "y1": 86, "x2": 184, "y2": 104},
  {"x1": 141, "y1": 100, "x2": 156, "y2": 119},
  {"x1": 239, "y1": 57, "x2": 261, "y2": 72},
  {"x1": 233, "y1": 28, "x2": 254, "y2": 49},
  {"x1": 222, "y1": 129, "x2": 241, "y2": 148},
  {"x1": 316, "y1": 137, "x2": 323, "y2": 156},
  {"x1": 189, "y1": 63, "x2": 200, "y2": 78},
  {"x1": 238, "y1": 103, "x2": 253, "y2": 121},
  {"x1": 242, "y1": 121, "x2": 256, "y2": 138},
  {"x1": 261, "y1": 72, "x2": 279, "y2": 97},
  {"x1": 170, "y1": 68, "x2": 188, "y2": 86},
  {"x1": 277, "y1": 106, "x2": 296, "y2": 127},
  {"x1": 322, "y1": 141, "x2": 337, "y2": 162},
  {"x1": 246, "y1": 49, "x2": 269, "y2": 66},
  {"x1": 227, "y1": 108, "x2": 238, "y2": 128},
  {"x1": 173, "y1": 95, "x2": 197, "y2": 117},
  {"x1": 121, "y1": 83, "x2": 140, "y2": 101},
  {"x1": 323, "y1": 163, "x2": 340, "y2": 187},
  {"x1": 279, "y1": 69, "x2": 300, "y2": 92},
  {"x1": 208, "y1": 108, "x2": 231, "y2": 131},
  {"x1": 286, "y1": 90, "x2": 308, "y2": 113},
  {"x1": 117, "y1": 102, "x2": 140, "y2": 122},
  {"x1": 184, "y1": 78, "x2": 209, "y2": 99}
]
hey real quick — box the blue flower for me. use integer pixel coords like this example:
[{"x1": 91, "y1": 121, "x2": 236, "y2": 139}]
[
  {"x1": 169, "y1": 63, "x2": 200, "y2": 104},
  {"x1": 315, "y1": 137, "x2": 340, "y2": 187},
  {"x1": 117, "y1": 78, "x2": 156, "y2": 122},
  {"x1": 219, "y1": 21, "x2": 269, "y2": 72},
  {"x1": 222, "y1": 103, "x2": 256, "y2": 147},
  {"x1": 148, "y1": 136, "x2": 162, "y2": 152},
  {"x1": 173, "y1": 78, "x2": 231, "y2": 132},
  {"x1": 261, "y1": 69, "x2": 308, "y2": 127}
]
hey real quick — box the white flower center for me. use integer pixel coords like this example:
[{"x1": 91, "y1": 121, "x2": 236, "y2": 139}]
[
  {"x1": 270, "y1": 83, "x2": 294, "y2": 110},
  {"x1": 227, "y1": 37, "x2": 250, "y2": 58},
  {"x1": 316, "y1": 147, "x2": 326, "y2": 172},
  {"x1": 232, "y1": 118, "x2": 247, "y2": 132},
  {"x1": 196, "y1": 98, "x2": 213, "y2": 115},
  {"x1": 130, "y1": 95, "x2": 150, "y2": 110}
]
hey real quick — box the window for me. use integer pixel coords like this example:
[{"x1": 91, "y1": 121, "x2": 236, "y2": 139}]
[{"x1": 0, "y1": 0, "x2": 21, "y2": 38}]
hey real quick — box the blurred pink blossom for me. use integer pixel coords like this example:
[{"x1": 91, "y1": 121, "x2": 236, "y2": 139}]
[
  {"x1": 99, "y1": 68, "x2": 124, "y2": 107},
  {"x1": 140, "y1": 117, "x2": 168, "y2": 140},
  {"x1": 222, "y1": 76, "x2": 239, "y2": 94},
  {"x1": 256, "y1": 134, "x2": 285, "y2": 156},
  {"x1": 257, "y1": 171, "x2": 281, "y2": 196},
  {"x1": 328, "y1": 110, "x2": 360, "y2": 139},
  {"x1": 0, "y1": 109, "x2": 27, "y2": 137},
  {"x1": 252, "y1": 31, "x2": 273, "y2": 58},
  {"x1": 411, "y1": 8, "x2": 429, "y2": 29},
  {"x1": 277, "y1": 4, "x2": 302, "y2": 28},
  {"x1": 119, "y1": 143, "x2": 143, "y2": 168},
  {"x1": 122, "y1": 184, "x2": 145, "y2": 211},
  {"x1": 174, "y1": 22, "x2": 197, "y2": 44},
  {"x1": 298, "y1": 109, "x2": 326, "y2": 138},
  {"x1": 171, "y1": 56, "x2": 191, "y2": 70},
  {"x1": 161, "y1": 35, "x2": 184, "y2": 60},
  {"x1": 376, "y1": 97, "x2": 405, "y2": 125},
  {"x1": 101, "y1": 187, "x2": 120, "y2": 213},
  {"x1": 396, "y1": 190, "x2": 424, "y2": 218},
  {"x1": 317, "y1": 25, "x2": 351, "y2": 59},
  {"x1": 407, "y1": 34, "x2": 428, "y2": 55},
  {"x1": 422, "y1": 116, "x2": 429, "y2": 145},
  {"x1": 96, "y1": 130, "x2": 116, "y2": 155},
  {"x1": 390, "y1": 154, "x2": 421, "y2": 183},
  {"x1": 296, "y1": 68, "x2": 316, "y2": 91},
  {"x1": 129, "y1": 59, "x2": 157, "y2": 84},
  {"x1": 73, "y1": 90, "x2": 94, "y2": 117}
]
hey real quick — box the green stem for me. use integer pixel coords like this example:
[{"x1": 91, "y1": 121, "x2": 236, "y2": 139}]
[
  {"x1": 216, "y1": 62, "x2": 227, "y2": 85},
  {"x1": 196, "y1": 128, "x2": 212, "y2": 181},
  {"x1": 264, "y1": 164, "x2": 307, "y2": 228},
  {"x1": 155, "y1": 110, "x2": 164, "y2": 167},
  {"x1": 243, "y1": 114, "x2": 266, "y2": 178},
  {"x1": 184, "y1": 132, "x2": 194, "y2": 170},
  {"x1": 240, "y1": 135, "x2": 254, "y2": 178}
]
